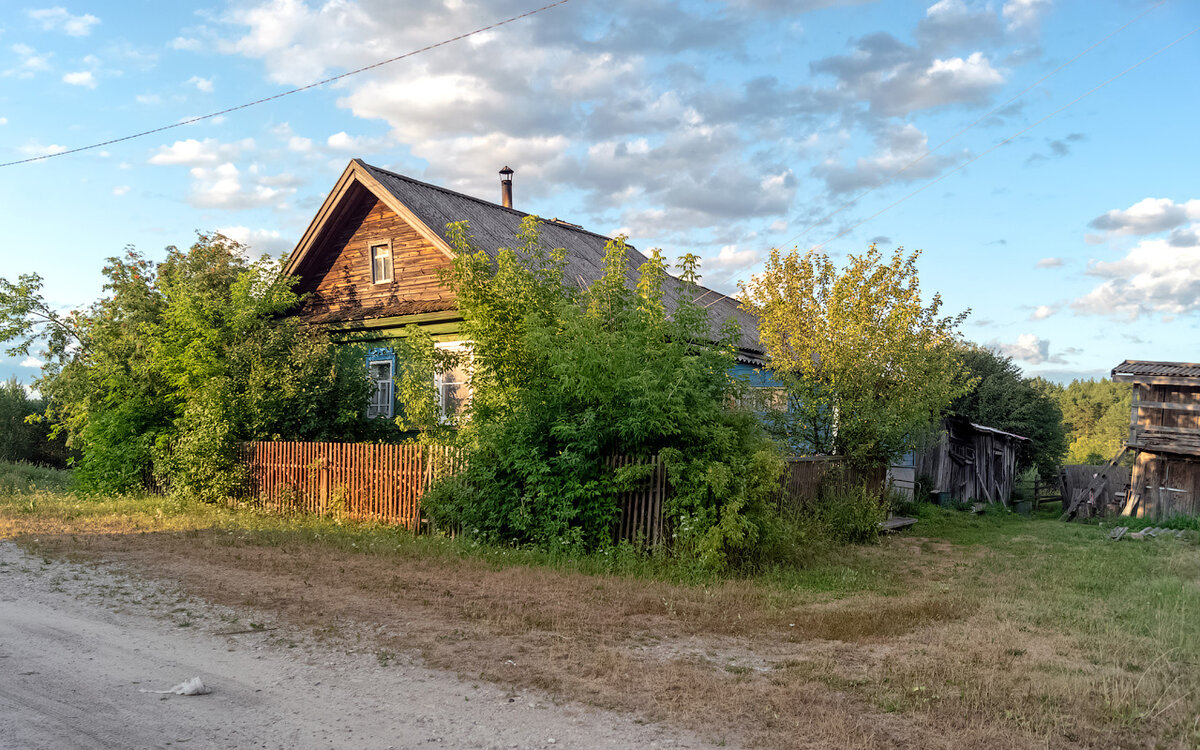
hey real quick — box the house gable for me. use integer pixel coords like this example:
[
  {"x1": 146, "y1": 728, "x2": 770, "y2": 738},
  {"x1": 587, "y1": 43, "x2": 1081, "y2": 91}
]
[{"x1": 289, "y1": 171, "x2": 457, "y2": 326}]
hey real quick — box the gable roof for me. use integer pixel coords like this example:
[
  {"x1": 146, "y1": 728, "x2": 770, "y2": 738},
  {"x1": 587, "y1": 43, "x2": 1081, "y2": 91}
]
[
  {"x1": 285, "y1": 159, "x2": 763, "y2": 359},
  {"x1": 1112, "y1": 360, "x2": 1200, "y2": 383}
]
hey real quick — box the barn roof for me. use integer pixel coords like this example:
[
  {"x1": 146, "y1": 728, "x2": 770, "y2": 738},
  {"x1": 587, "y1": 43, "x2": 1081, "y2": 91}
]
[
  {"x1": 355, "y1": 161, "x2": 763, "y2": 358},
  {"x1": 1111, "y1": 360, "x2": 1200, "y2": 382}
]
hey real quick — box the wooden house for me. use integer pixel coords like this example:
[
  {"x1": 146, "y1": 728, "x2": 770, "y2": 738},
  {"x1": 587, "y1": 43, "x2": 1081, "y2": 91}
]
[
  {"x1": 915, "y1": 415, "x2": 1029, "y2": 506},
  {"x1": 1111, "y1": 360, "x2": 1200, "y2": 519},
  {"x1": 281, "y1": 159, "x2": 765, "y2": 419}
]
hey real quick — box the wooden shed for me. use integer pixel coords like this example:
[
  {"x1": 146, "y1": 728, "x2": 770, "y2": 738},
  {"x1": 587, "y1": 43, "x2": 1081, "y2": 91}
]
[
  {"x1": 1111, "y1": 360, "x2": 1200, "y2": 519},
  {"x1": 916, "y1": 416, "x2": 1029, "y2": 506}
]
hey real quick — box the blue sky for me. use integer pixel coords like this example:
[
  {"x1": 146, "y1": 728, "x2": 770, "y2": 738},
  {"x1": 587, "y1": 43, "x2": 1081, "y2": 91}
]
[{"x1": 2, "y1": 0, "x2": 1198, "y2": 387}]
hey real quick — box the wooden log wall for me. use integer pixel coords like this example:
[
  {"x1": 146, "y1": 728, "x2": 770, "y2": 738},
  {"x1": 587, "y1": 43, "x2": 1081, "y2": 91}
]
[
  {"x1": 296, "y1": 190, "x2": 456, "y2": 316},
  {"x1": 239, "y1": 441, "x2": 463, "y2": 530}
]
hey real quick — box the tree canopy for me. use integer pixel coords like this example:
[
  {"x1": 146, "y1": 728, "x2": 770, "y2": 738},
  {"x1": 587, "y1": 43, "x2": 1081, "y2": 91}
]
[
  {"x1": 0, "y1": 233, "x2": 376, "y2": 497},
  {"x1": 740, "y1": 244, "x2": 972, "y2": 465},
  {"x1": 1049, "y1": 378, "x2": 1131, "y2": 465},
  {"x1": 948, "y1": 346, "x2": 1067, "y2": 479}
]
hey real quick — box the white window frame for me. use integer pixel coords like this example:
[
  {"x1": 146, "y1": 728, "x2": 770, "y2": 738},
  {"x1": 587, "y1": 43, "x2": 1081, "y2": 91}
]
[
  {"x1": 434, "y1": 341, "x2": 472, "y2": 423},
  {"x1": 370, "y1": 240, "x2": 393, "y2": 284},
  {"x1": 367, "y1": 358, "x2": 394, "y2": 419}
]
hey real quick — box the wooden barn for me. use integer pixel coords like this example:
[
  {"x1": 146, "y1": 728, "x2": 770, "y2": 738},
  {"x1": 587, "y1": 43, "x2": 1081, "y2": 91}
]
[
  {"x1": 1112, "y1": 360, "x2": 1200, "y2": 519},
  {"x1": 916, "y1": 416, "x2": 1029, "y2": 506}
]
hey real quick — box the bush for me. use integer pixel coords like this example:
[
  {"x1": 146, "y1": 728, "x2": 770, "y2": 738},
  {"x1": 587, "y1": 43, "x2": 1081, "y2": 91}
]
[
  {"x1": 814, "y1": 483, "x2": 887, "y2": 544},
  {"x1": 421, "y1": 219, "x2": 785, "y2": 571}
]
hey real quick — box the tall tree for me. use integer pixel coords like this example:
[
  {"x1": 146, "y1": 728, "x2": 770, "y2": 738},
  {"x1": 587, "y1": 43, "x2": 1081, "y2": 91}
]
[
  {"x1": 740, "y1": 244, "x2": 972, "y2": 466},
  {"x1": 1052, "y1": 378, "x2": 1132, "y2": 464},
  {"x1": 949, "y1": 346, "x2": 1067, "y2": 479}
]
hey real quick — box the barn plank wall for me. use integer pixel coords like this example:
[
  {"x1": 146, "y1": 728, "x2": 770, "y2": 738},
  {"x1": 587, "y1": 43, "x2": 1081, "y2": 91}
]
[
  {"x1": 1123, "y1": 381, "x2": 1200, "y2": 520},
  {"x1": 914, "y1": 419, "x2": 1025, "y2": 506}
]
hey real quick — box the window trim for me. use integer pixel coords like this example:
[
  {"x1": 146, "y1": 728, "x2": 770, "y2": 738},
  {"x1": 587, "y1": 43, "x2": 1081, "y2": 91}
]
[
  {"x1": 434, "y1": 340, "x2": 472, "y2": 423},
  {"x1": 369, "y1": 240, "x2": 393, "y2": 285},
  {"x1": 366, "y1": 349, "x2": 395, "y2": 420}
]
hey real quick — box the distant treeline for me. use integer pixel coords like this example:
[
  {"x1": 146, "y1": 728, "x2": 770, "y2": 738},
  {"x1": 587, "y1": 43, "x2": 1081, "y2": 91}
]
[{"x1": 0, "y1": 378, "x2": 71, "y2": 468}]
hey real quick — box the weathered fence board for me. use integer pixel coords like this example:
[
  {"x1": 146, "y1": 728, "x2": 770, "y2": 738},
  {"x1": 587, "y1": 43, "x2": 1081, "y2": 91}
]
[
  {"x1": 607, "y1": 454, "x2": 668, "y2": 547},
  {"x1": 238, "y1": 441, "x2": 462, "y2": 529},
  {"x1": 773, "y1": 456, "x2": 888, "y2": 510}
]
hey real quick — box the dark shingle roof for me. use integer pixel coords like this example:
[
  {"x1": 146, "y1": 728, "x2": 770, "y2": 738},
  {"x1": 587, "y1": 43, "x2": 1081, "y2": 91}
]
[
  {"x1": 359, "y1": 161, "x2": 763, "y2": 359},
  {"x1": 1112, "y1": 360, "x2": 1200, "y2": 381}
]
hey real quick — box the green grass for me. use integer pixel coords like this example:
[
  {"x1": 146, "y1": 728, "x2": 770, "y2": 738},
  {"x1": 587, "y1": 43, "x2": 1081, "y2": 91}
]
[{"x1": 0, "y1": 461, "x2": 74, "y2": 495}]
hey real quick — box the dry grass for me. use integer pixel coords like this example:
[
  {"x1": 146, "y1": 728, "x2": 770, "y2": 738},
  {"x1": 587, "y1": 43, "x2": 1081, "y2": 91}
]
[{"x1": 3, "y1": 479, "x2": 1199, "y2": 749}]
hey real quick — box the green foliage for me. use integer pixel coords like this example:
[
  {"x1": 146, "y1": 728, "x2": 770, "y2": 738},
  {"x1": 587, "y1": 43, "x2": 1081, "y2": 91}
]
[
  {"x1": 949, "y1": 346, "x2": 1068, "y2": 479},
  {"x1": 0, "y1": 232, "x2": 377, "y2": 498},
  {"x1": 0, "y1": 460, "x2": 73, "y2": 495},
  {"x1": 1050, "y1": 378, "x2": 1132, "y2": 465},
  {"x1": 423, "y1": 218, "x2": 784, "y2": 570},
  {"x1": 0, "y1": 378, "x2": 69, "y2": 467},
  {"x1": 814, "y1": 482, "x2": 888, "y2": 545},
  {"x1": 740, "y1": 244, "x2": 972, "y2": 465}
]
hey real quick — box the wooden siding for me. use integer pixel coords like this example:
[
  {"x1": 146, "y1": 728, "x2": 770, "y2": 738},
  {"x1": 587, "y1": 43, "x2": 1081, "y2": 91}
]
[
  {"x1": 773, "y1": 456, "x2": 888, "y2": 510},
  {"x1": 1129, "y1": 383, "x2": 1200, "y2": 456},
  {"x1": 1127, "y1": 452, "x2": 1200, "y2": 520},
  {"x1": 915, "y1": 419, "x2": 1024, "y2": 506},
  {"x1": 296, "y1": 188, "x2": 455, "y2": 319}
]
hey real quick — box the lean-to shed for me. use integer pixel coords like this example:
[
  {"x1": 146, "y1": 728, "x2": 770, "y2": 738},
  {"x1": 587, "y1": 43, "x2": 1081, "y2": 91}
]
[
  {"x1": 916, "y1": 416, "x2": 1029, "y2": 506},
  {"x1": 1111, "y1": 360, "x2": 1200, "y2": 519}
]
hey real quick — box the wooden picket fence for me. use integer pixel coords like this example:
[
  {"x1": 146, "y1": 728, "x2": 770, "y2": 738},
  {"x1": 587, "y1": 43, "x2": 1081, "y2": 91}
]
[
  {"x1": 607, "y1": 453, "x2": 668, "y2": 546},
  {"x1": 238, "y1": 441, "x2": 668, "y2": 544},
  {"x1": 238, "y1": 441, "x2": 463, "y2": 530}
]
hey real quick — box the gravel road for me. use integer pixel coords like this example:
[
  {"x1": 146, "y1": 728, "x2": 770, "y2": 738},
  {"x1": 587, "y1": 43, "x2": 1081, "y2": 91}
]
[{"x1": 0, "y1": 540, "x2": 726, "y2": 750}]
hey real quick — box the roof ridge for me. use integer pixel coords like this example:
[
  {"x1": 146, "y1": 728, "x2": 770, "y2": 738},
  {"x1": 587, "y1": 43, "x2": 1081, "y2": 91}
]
[{"x1": 360, "y1": 160, "x2": 623, "y2": 247}]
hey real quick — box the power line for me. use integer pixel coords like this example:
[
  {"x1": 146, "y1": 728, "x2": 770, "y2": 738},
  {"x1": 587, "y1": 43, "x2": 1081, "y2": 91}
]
[
  {"x1": 806, "y1": 24, "x2": 1200, "y2": 254},
  {"x1": 777, "y1": 0, "x2": 1167, "y2": 251},
  {"x1": 0, "y1": 0, "x2": 573, "y2": 169}
]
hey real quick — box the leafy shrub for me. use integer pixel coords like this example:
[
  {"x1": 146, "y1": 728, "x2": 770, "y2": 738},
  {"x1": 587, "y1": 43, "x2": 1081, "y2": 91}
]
[
  {"x1": 814, "y1": 483, "x2": 887, "y2": 544},
  {"x1": 421, "y1": 218, "x2": 784, "y2": 571}
]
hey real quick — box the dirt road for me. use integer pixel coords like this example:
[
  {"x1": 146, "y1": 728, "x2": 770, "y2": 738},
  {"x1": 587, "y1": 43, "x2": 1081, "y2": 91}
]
[{"x1": 0, "y1": 540, "x2": 722, "y2": 750}]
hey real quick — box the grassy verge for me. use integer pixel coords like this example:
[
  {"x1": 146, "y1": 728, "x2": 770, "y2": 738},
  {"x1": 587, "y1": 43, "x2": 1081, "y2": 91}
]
[{"x1": 2, "y1": 462, "x2": 1198, "y2": 749}]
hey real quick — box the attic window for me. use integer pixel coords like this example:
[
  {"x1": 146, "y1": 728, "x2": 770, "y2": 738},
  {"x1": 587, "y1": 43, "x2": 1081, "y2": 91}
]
[{"x1": 370, "y1": 241, "x2": 392, "y2": 284}]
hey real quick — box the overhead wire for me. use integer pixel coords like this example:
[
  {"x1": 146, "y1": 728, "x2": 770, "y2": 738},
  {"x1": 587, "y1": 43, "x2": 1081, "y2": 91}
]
[
  {"x1": 806, "y1": 24, "x2": 1200, "y2": 254},
  {"x1": 776, "y1": 0, "x2": 1168, "y2": 252},
  {"x1": 0, "y1": 0, "x2": 573, "y2": 169}
]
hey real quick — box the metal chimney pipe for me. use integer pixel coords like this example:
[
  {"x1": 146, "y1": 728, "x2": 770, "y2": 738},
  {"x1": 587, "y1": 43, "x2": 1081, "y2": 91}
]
[{"x1": 499, "y1": 165, "x2": 513, "y2": 208}]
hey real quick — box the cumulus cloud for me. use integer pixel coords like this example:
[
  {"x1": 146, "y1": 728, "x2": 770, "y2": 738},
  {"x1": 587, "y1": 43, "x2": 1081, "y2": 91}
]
[
  {"x1": 186, "y1": 163, "x2": 300, "y2": 210},
  {"x1": 1072, "y1": 232, "x2": 1200, "y2": 320},
  {"x1": 990, "y1": 333, "x2": 1074, "y2": 365},
  {"x1": 172, "y1": 37, "x2": 204, "y2": 51},
  {"x1": 28, "y1": 7, "x2": 100, "y2": 36},
  {"x1": 812, "y1": 34, "x2": 1005, "y2": 116},
  {"x1": 112, "y1": 185, "x2": 130, "y2": 196},
  {"x1": 188, "y1": 75, "x2": 214, "y2": 93},
  {"x1": 1030, "y1": 305, "x2": 1056, "y2": 320},
  {"x1": 19, "y1": 356, "x2": 45, "y2": 369},
  {"x1": 62, "y1": 70, "x2": 96, "y2": 88},
  {"x1": 1002, "y1": 0, "x2": 1051, "y2": 31},
  {"x1": 7, "y1": 43, "x2": 52, "y2": 77},
  {"x1": 812, "y1": 122, "x2": 962, "y2": 194},
  {"x1": 149, "y1": 137, "x2": 254, "y2": 166},
  {"x1": 1035, "y1": 257, "x2": 1063, "y2": 268},
  {"x1": 18, "y1": 140, "x2": 66, "y2": 157},
  {"x1": 1088, "y1": 197, "x2": 1200, "y2": 237},
  {"x1": 216, "y1": 225, "x2": 295, "y2": 256}
]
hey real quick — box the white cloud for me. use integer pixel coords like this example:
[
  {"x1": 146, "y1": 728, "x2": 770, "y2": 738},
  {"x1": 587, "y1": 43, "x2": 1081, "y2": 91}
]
[
  {"x1": 28, "y1": 7, "x2": 100, "y2": 36},
  {"x1": 187, "y1": 162, "x2": 299, "y2": 210},
  {"x1": 19, "y1": 356, "x2": 45, "y2": 369},
  {"x1": 1030, "y1": 305, "x2": 1056, "y2": 320},
  {"x1": 814, "y1": 122, "x2": 962, "y2": 194},
  {"x1": 18, "y1": 141, "x2": 67, "y2": 157},
  {"x1": 7, "y1": 43, "x2": 52, "y2": 77},
  {"x1": 1088, "y1": 198, "x2": 1200, "y2": 237},
  {"x1": 1072, "y1": 232, "x2": 1200, "y2": 320},
  {"x1": 171, "y1": 37, "x2": 204, "y2": 51},
  {"x1": 287, "y1": 136, "x2": 313, "y2": 153},
  {"x1": 1002, "y1": 0, "x2": 1051, "y2": 31},
  {"x1": 0, "y1": 117, "x2": 7, "y2": 125},
  {"x1": 62, "y1": 70, "x2": 96, "y2": 88},
  {"x1": 148, "y1": 137, "x2": 254, "y2": 166},
  {"x1": 325, "y1": 131, "x2": 379, "y2": 152},
  {"x1": 990, "y1": 333, "x2": 1073, "y2": 365},
  {"x1": 1035, "y1": 257, "x2": 1063, "y2": 268},
  {"x1": 706, "y1": 244, "x2": 760, "y2": 269},
  {"x1": 216, "y1": 225, "x2": 294, "y2": 257},
  {"x1": 136, "y1": 93, "x2": 162, "y2": 105},
  {"x1": 188, "y1": 75, "x2": 214, "y2": 93},
  {"x1": 112, "y1": 185, "x2": 130, "y2": 196}
]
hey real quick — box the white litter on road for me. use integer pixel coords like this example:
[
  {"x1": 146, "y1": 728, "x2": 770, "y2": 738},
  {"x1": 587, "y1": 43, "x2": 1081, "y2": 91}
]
[{"x1": 139, "y1": 676, "x2": 212, "y2": 696}]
